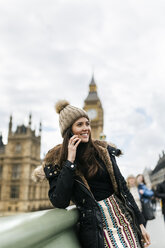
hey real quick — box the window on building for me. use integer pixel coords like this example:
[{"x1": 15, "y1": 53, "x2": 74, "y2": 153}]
[
  {"x1": 30, "y1": 165, "x2": 35, "y2": 179},
  {"x1": 15, "y1": 143, "x2": 21, "y2": 153},
  {"x1": 10, "y1": 185, "x2": 19, "y2": 199},
  {"x1": 0, "y1": 165, "x2": 2, "y2": 179},
  {"x1": 28, "y1": 186, "x2": 32, "y2": 200},
  {"x1": 33, "y1": 186, "x2": 36, "y2": 199},
  {"x1": 12, "y1": 165, "x2": 21, "y2": 179}
]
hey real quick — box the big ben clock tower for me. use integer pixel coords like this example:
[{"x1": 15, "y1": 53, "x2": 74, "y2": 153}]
[{"x1": 83, "y1": 75, "x2": 104, "y2": 140}]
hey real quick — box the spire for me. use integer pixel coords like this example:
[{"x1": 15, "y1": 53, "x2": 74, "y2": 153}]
[
  {"x1": 85, "y1": 75, "x2": 99, "y2": 103},
  {"x1": 89, "y1": 74, "x2": 97, "y2": 92},
  {"x1": 0, "y1": 132, "x2": 4, "y2": 146},
  {"x1": 39, "y1": 121, "x2": 42, "y2": 135},
  {"x1": 90, "y1": 74, "x2": 96, "y2": 85},
  {"x1": 9, "y1": 115, "x2": 12, "y2": 134},
  {"x1": 28, "y1": 113, "x2": 32, "y2": 127}
]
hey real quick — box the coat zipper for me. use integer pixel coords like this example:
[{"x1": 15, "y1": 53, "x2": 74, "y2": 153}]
[
  {"x1": 75, "y1": 178, "x2": 104, "y2": 248},
  {"x1": 75, "y1": 179, "x2": 97, "y2": 203}
]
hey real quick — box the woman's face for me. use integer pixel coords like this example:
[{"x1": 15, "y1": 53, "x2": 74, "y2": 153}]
[
  {"x1": 137, "y1": 175, "x2": 143, "y2": 184},
  {"x1": 72, "y1": 117, "x2": 91, "y2": 143},
  {"x1": 128, "y1": 177, "x2": 136, "y2": 187}
]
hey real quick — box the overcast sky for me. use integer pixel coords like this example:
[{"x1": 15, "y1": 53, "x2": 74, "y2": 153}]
[{"x1": 0, "y1": 0, "x2": 165, "y2": 177}]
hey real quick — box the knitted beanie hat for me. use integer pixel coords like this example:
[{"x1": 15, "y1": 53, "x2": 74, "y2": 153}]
[{"x1": 55, "y1": 100, "x2": 89, "y2": 137}]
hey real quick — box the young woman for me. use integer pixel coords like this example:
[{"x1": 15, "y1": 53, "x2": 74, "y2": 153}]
[
  {"x1": 33, "y1": 100, "x2": 150, "y2": 248},
  {"x1": 127, "y1": 175, "x2": 142, "y2": 212},
  {"x1": 136, "y1": 174, "x2": 154, "y2": 227}
]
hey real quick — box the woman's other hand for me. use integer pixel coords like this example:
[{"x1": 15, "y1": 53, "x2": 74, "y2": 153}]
[
  {"x1": 67, "y1": 135, "x2": 81, "y2": 163},
  {"x1": 140, "y1": 224, "x2": 151, "y2": 247},
  {"x1": 139, "y1": 189, "x2": 144, "y2": 195}
]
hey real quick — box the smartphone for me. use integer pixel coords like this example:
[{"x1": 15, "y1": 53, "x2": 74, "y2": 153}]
[{"x1": 70, "y1": 131, "x2": 74, "y2": 138}]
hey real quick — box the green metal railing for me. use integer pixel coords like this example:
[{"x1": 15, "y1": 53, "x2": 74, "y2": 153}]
[{"x1": 0, "y1": 207, "x2": 81, "y2": 248}]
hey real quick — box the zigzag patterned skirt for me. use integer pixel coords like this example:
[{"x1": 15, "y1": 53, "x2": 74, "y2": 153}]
[{"x1": 97, "y1": 194, "x2": 142, "y2": 248}]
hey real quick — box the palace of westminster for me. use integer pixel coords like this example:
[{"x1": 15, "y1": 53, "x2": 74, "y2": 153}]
[{"x1": 0, "y1": 76, "x2": 165, "y2": 215}]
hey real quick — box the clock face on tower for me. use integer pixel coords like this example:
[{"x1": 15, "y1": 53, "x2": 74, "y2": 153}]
[{"x1": 87, "y1": 109, "x2": 97, "y2": 120}]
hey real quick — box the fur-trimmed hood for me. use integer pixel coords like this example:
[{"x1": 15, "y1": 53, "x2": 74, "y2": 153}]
[
  {"x1": 43, "y1": 140, "x2": 121, "y2": 166},
  {"x1": 32, "y1": 140, "x2": 122, "y2": 194}
]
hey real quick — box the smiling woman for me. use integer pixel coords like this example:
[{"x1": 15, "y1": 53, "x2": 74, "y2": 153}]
[
  {"x1": 71, "y1": 117, "x2": 91, "y2": 143},
  {"x1": 33, "y1": 100, "x2": 151, "y2": 248}
]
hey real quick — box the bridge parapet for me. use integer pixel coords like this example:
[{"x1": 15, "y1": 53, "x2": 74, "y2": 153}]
[{"x1": 0, "y1": 207, "x2": 81, "y2": 248}]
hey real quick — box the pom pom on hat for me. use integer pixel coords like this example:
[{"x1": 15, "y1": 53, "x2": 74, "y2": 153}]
[
  {"x1": 55, "y1": 100, "x2": 70, "y2": 114},
  {"x1": 55, "y1": 99, "x2": 89, "y2": 137}
]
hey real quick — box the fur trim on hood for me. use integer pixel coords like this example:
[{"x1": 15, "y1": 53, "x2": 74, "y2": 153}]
[
  {"x1": 31, "y1": 144, "x2": 62, "y2": 183},
  {"x1": 31, "y1": 163, "x2": 46, "y2": 182}
]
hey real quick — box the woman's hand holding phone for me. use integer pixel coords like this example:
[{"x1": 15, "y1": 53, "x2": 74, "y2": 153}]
[{"x1": 67, "y1": 135, "x2": 81, "y2": 163}]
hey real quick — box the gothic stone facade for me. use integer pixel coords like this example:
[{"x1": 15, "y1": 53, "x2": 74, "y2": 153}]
[
  {"x1": 150, "y1": 151, "x2": 165, "y2": 189},
  {"x1": 0, "y1": 115, "x2": 51, "y2": 216}
]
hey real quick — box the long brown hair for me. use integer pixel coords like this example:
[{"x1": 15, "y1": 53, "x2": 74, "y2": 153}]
[
  {"x1": 136, "y1": 174, "x2": 146, "y2": 185},
  {"x1": 59, "y1": 127, "x2": 103, "y2": 178}
]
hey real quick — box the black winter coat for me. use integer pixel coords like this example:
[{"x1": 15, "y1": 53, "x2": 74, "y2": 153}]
[{"x1": 43, "y1": 140, "x2": 144, "y2": 248}]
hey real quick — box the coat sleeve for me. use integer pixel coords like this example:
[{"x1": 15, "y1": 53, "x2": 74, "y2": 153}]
[
  {"x1": 44, "y1": 160, "x2": 76, "y2": 209},
  {"x1": 107, "y1": 146, "x2": 145, "y2": 225},
  {"x1": 140, "y1": 185, "x2": 154, "y2": 198},
  {"x1": 155, "y1": 184, "x2": 165, "y2": 199}
]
